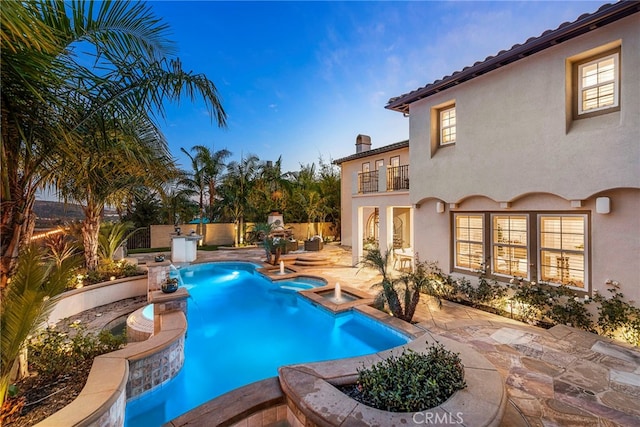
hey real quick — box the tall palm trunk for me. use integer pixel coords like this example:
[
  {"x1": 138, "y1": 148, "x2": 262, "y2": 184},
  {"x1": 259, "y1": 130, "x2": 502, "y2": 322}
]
[
  {"x1": 1, "y1": 187, "x2": 37, "y2": 291},
  {"x1": 82, "y1": 204, "x2": 103, "y2": 270}
]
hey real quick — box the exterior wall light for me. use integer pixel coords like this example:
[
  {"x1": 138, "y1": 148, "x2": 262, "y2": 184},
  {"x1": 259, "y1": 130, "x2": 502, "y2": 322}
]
[
  {"x1": 596, "y1": 197, "x2": 610, "y2": 214},
  {"x1": 436, "y1": 202, "x2": 445, "y2": 213}
]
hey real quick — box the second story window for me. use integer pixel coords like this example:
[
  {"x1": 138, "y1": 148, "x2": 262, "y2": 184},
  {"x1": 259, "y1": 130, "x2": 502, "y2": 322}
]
[
  {"x1": 440, "y1": 105, "x2": 456, "y2": 145},
  {"x1": 577, "y1": 51, "x2": 619, "y2": 116}
]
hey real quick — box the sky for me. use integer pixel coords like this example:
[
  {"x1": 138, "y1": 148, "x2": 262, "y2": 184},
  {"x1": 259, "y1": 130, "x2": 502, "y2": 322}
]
[{"x1": 147, "y1": 0, "x2": 604, "y2": 173}]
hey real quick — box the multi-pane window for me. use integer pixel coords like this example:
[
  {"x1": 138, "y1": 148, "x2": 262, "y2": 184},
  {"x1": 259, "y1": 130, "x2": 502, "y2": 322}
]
[
  {"x1": 439, "y1": 106, "x2": 456, "y2": 145},
  {"x1": 578, "y1": 53, "x2": 619, "y2": 115},
  {"x1": 375, "y1": 159, "x2": 384, "y2": 170},
  {"x1": 453, "y1": 213, "x2": 589, "y2": 290},
  {"x1": 539, "y1": 216, "x2": 586, "y2": 288},
  {"x1": 454, "y1": 215, "x2": 484, "y2": 270},
  {"x1": 492, "y1": 215, "x2": 528, "y2": 277}
]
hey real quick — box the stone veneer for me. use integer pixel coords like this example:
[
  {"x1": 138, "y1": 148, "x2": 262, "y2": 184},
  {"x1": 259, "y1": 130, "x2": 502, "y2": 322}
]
[
  {"x1": 126, "y1": 334, "x2": 185, "y2": 397},
  {"x1": 147, "y1": 260, "x2": 172, "y2": 294}
]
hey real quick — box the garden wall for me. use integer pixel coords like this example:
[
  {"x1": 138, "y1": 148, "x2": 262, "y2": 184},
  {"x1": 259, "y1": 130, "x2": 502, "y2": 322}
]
[{"x1": 150, "y1": 222, "x2": 337, "y2": 248}]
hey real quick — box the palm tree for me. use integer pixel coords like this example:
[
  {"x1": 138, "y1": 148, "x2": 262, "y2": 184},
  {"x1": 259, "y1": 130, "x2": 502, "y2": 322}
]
[
  {"x1": 1, "y1": 0, "x2": 163, "y2": 287},
  {"x1": 298, "y1": 190, "x2": 324, "y2": 239},
  {"x1": 317, "y1": 157, "x2": 341, "y2": 238},
  {"x1": 1, "y1": 1, "x2": 227, "y2": 286},
  {"x1": 158, "y1": 183, "x2": 198, "y2": 225},
  {"x1": 220, "y1": 154, "x2": 259, "y2": 246},
  {"x1": 245, "y1": 157, "x2": 296, "y2": 223},
  {"x1": 197, "y1": 146, "x2": 231, "y2": 220},
  {"x1": 180, "y1": 145, "x2": 231, "y2": 239},
  {"x1": 55, "y1": 110, "x2": 178, "y2": 270},
  {"x1": 98, "y1": 221, "x2": 137, "y2": 263}
]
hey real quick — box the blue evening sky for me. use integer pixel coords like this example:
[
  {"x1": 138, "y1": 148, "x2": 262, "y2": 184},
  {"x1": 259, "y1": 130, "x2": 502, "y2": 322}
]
[{"x1": 150, "y1": 1, "x2": 603, "y2": 173}]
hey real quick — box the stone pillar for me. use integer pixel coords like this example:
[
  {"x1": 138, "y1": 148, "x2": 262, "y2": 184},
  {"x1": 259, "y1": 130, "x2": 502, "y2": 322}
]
[
  {"x1": 147, "y1": 260, "x2": 171, "y2": 297},
  {"x1": 149, "y1": 288, "x2": 189, "y2": 335}
]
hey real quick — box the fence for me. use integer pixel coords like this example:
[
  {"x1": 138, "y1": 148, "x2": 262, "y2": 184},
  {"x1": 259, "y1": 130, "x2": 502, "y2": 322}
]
[{"x1": 127, "y1": 227, "x2": 150, "y2": 249}]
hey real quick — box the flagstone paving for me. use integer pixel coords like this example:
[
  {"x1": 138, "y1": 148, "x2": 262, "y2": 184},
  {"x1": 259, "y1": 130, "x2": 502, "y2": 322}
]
[{"x1": 128, "y1": 245, "x2": 639, "y2": 426}]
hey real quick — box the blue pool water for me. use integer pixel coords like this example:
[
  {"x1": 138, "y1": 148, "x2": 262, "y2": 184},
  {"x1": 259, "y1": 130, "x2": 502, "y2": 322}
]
[{"x1": 125, "y1": 262, "x2": 409, "y2": 426}]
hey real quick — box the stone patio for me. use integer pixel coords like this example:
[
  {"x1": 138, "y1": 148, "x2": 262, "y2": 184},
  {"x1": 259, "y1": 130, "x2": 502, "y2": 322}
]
[{"x1": 83, "y1": 245, "x2": 639, "y2": 426}]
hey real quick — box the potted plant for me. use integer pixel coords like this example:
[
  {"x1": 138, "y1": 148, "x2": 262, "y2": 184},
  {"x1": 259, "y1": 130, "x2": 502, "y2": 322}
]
[
  {"x1": 162, "y1": 277, "x2": 179, "y2": 293},
  {"x1": 272, "y1": 237, "x2": 288, "y2": 266},
  {"x1": 263, "y1": 237, "x2": 274, "y2": 264}
]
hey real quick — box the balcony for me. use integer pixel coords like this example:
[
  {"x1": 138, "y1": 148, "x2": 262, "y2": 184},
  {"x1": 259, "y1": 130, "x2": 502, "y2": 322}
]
[
  {"x1": 355, "y1": 165, "x2": 409, "y2": 194},
  {"x1": 387, "y1": 165, "x2": 409, "y2": 191},
  {"x1": 358, "y1": 170, "x2": 379, "y2": 193}
]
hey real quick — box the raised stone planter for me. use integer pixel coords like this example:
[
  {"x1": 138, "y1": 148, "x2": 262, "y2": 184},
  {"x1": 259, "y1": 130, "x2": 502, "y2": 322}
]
[
  {"x1": 279, "y1": 333, "x2": 507, "y2": 427},
  {"x1": 304, "y1": 239, "x2": 323, "y2": 251}
]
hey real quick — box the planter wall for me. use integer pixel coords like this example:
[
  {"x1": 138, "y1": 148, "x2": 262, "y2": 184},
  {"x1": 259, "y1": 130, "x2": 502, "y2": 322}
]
[
  {"x1": 47, "y1": 277, "x2": 147, "y2": 325},
  {"x1": 279, "y1": 334, "x2": 507, "y2": 427}
]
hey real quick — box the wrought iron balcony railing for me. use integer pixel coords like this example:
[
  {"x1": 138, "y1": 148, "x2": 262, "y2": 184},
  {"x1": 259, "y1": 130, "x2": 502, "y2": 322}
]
[
  {"x1": 387, "y1": 165, "x2": 409, "y2": 191},
  {"x1": 356, "y1": 165, "x2": 409, "y2": 194},
  {"x1": 358, "y1": 170, "x2": 379, "y2": 193}
]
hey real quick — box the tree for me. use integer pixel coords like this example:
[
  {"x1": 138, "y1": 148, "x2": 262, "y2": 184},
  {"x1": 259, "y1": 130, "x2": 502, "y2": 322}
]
[
  {"x1": 249, "y1": 157, "x2": 292, "y2": 219},
  {"x1": 158, "y1": 183, "x2": 199, "y2": 225},
  {"x1": 359, "y1": 248, "x2": 444, "y2": 323},
  {"x1": 121, "y1": 189, "x2": 164, "y2": 228},
  {"x1": 1, "y1": 1, "x2": 227, "y2": 279},
  {"x1": 180, "y1": 145, "x2": 231, "y2": 239},
  {"x1": 359, "y1": 248, "x2": 414, "y2": 322},
  {"x1": 1, "y1": 0, "x2": 167, "y2": 288},
  {"x1": 98, "y1": 221, "x2": 136, "y2": 263},
  {"x1": 219, "y1": 154, "x2": 259, "y2": 246},
  {"x1": 55, "y1": 110, "x2": 178, "y2": 270},
  {"x1": 317, "y1": 157, "x2": 341, "y2": 238},
  {"x1": 298, "y1": 190, "x2": 324, "y2": 239}
]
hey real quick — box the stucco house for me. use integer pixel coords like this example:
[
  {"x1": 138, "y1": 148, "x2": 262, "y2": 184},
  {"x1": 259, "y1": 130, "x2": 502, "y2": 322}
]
[{"x1": 337, "y1": 2, "x2": 639, "y2": 302}]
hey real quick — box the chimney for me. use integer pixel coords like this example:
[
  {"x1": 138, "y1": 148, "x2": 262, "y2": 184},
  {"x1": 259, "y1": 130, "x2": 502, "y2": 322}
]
[{"x1": 355, "y1": 134, "x2": 371, "y2": 154}]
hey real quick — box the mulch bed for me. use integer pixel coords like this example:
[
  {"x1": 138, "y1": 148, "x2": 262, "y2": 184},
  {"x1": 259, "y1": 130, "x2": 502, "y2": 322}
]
[{"x1": 1, "y1": 360, "x2": 93, "y2": 426}]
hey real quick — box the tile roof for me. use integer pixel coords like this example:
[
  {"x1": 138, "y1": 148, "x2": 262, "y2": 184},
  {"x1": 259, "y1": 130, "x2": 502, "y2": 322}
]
[
  {"x1": 333, "y1": 140, "x2": 409, "y2": 165},
  {"x1": 386, "y1": 1, "x2": 640, "y2": 114}
]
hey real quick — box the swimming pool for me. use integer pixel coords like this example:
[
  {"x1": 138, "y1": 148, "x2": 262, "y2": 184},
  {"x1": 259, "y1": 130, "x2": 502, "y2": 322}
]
[{"x1": 124, "y1": 262, "x2": 409, "y2": 426}]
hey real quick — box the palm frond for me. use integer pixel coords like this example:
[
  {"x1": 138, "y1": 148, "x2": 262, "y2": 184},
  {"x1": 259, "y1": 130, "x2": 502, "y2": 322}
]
[{"x1": 0, "y1": 245, "x2": 79, "y2": 406}]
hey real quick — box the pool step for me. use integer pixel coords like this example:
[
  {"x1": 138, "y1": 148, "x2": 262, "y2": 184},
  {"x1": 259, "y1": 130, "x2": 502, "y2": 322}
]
[{"x1": 294, "y1": 255, "x2": 333, "y2": 267}]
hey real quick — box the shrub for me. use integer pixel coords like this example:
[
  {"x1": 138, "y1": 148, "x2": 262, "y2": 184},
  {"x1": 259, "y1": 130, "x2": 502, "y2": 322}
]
[
  {"x1": 355, "y1": 343, "x2": 466, "y2": 412},
  {"x1": 593, "y1": 281, "x2": 640, "y2": 345},
  {"x1": 28, "y1": 322, "x2": 126, "y2": 380},
  {"x1": 456, "y1": 262, "x2": 507, "y2": 308},
  {"x1": 71, "y1": 260, "x2": 142, "y2": 288},
  {"x1": 508, "y1": 278, "x2": 551, "y2": 324}
]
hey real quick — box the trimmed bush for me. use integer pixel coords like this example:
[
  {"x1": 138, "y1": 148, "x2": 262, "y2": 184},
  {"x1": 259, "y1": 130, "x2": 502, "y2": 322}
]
[{"x1": 353, "y1": 342, "x2": 466, "y2": 412}]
